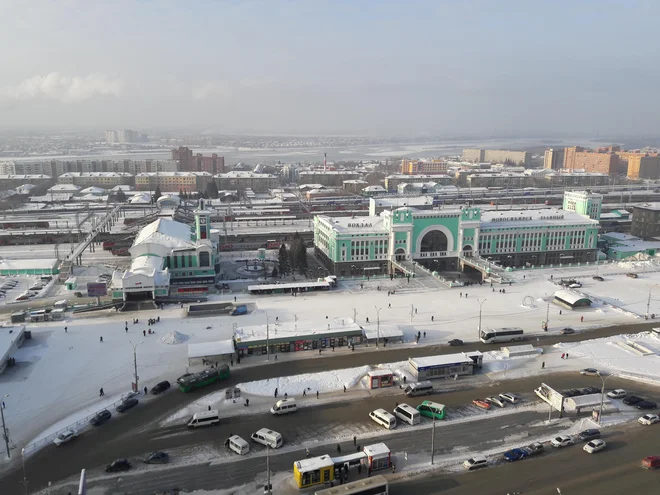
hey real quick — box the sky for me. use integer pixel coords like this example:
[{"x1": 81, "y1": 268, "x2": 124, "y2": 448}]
[{"x1": 0, "y1": 0, "x2": 659, "y2": 137}]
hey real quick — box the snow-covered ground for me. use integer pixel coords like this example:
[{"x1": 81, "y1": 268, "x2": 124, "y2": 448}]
[{"x1": 3, "y1": 260, "x2": 660, "y2": 467}]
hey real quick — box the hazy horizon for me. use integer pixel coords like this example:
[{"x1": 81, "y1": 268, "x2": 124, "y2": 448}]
[{"x1": 1, "y1": 0, "x2": 659, "y2": 136}]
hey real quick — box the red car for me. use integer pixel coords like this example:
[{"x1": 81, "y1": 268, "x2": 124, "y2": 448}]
[
  {"x1": 642, "y1": 456, "x2": 660, "y2": 470},
  {"x1": 472, "y1": 399, "x2": 491, "y2": 410}
]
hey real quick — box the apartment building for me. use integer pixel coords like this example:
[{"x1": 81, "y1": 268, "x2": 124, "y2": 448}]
[
  {"x1": 214, "y1": 171, "x2": 280, "y2": 193},
  {"x1": 631, "y1": 203, "x2": 660, "y2": 240},
  {"x1": 466, "y1": 173, "x2": 533, "y2": 188},
  {"x1": 135, "y1": 172, "x2": 214, "y2": 192},
  {"x1": 463, "y1": 149, "x2": 531, "y2": 166},
  {"x1": 385, "y1": 174, "x2": 453, "y2": 192},
  {"x1": 171, "y1": 147, "x2": 225, "y2": 173},
  {"x1": 563, "y1": 146, "x2": 623, "y2": 175},
  {"x1": 400, "y1": 159, "x2": 448, "y2": 175},
  {"x1": 0, "y1": 174, "x2": 54, "y2": 190},
  {"x1": 543, "y1": 149, "x2": 565, "y2": 170},
  {"x1": 626, "y1": 154, "x2": 660, "y2": 179},
  {"x1": 298, "y1": 171, "x2": 361, "y2": 187},
  {"x1": 57, "y1": 172, "x2": 134, "y2": 189}
]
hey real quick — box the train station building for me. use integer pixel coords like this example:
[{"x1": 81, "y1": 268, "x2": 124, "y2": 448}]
[{"x1": 314, "y1": 204, "x2": 600, "y2": 277}]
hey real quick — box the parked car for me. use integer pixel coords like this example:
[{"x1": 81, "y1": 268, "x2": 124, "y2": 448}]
[
  {"x1": 593, "y1": 276, "x2": 605, "y2": 281},
  {"x1": 623, "y1": 395, "x2": 645, "y2": 406},
  {"x1": 561, "y1": 327, "x2": 575, "y2": 335},
  {"x1": 89, "y1": 409, "x2": 112, "y2": 426},
  {"x1": 485, "y1": 396, "x2": 506, "y2": 408},
  {"x1": 105, "y1": 459, "x2": 131, "y2": 472},
  {"x1": 580, "y1": 387, "x2": 600, "y2": 395},
  {"x1": 636, "y1": 400, "x2": 657, "y2": 410},
  {"x1": 503, "y1": 448, "x2": 528, "y2": 462},
  {"x1": 551, "y1": 435, "x2": 575, "y2": 448},
  {"x1": 472, "y1": 399, "x2": 491, "y2": 410},
  {"x1": 569, "y1": 283, "x2": 582, "y2": 289},
  {"x1": 151, "y1": 381, "x2": 171, "y2": 395},
  {"x1": 524, "y1": 442, "x2": 544, "y2": 456},
  {"x1": 463, "y1": 455, "x2": 488, "y2": 470},
  {"x1": 144, "y1": 451, "x2": 170, "y2": 464},
  {"x1": 638, "y1": 414, "x2": 660, "y2": 426},
  {"x1": 578, "y1": 429, "x2": 601, "y2": 442},
  {"x1": 583, "y1": 439, "x2": 606, "y2": 454},
  {"x1": 626, "y1": 272, "x2": 639, "y2": 278},
  {"x1": 499, "y1": 393, "x2": 521, "y2": 404},
  {"x1": 116, "y1": 397, "x2": 139, "y2": 413},
  {"x1": 641, "y1": 456, "x2": 660, "y2": 470},
  {"x1": 607, "y1": 389, "x2": 626, "y2": 399},
  {"x1": 53, "y1": 430, "x2": 77, "y2": 446},
  {"x1": 448, "y1": 339, "x2": 464, "y2": 346},
  {"x1": 579, "y1": 368, "x2": 599, "y2": 376}
]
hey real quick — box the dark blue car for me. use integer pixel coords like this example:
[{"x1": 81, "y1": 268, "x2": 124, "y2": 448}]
[{"x1": 503, "y1": 448, "x2": 528, "y2": 462}]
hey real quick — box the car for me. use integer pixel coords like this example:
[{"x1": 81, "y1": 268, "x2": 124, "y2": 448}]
[
  {"x1": 638, "y1": 414, "x2": 660, "y2": 425},
  {"x1": 580, "y1": 386, "x2": 600, "y2": 395},
  {"x1": 593, "y1": 276, "x2": 605, "y2": 281},
  {"x1": 626, "y1": 272, "x2": 639, "y2": 278},
  {"x1": 607, "y1": 389, "x2": 626, "y2": 399},
  {"x1": 524, "y1": 442, "x2": 544, "y2": 456},
  {"x1": 53, "y1": 430, "x2": 77, "y2": 446},
  {"x1": 623, "y1": 395, "x2": 644, "y2": 406},
  {"x1": 503, "y1": 448, "x2": 528, "y2": 462},
  {"x1": 89, "y1": 409, "x2": 112, "y2": 426},
  {"x1": 583, "y1": 439, "x2": 606, "y2": 454},
  {"x1": 144, "y1": 451, "x2": 170, "y2": 464},
  {"x1": 105, "y1": 459, "x2": 131, "y2": 472},
  {"x1": 485, "y1": 396, "x2": 506, "y2": 408},
  {"x1": 463, "y1": 455, "x2": 488, "y2": 470},
  {"x1": 569, "y1": 283, "x2": 582, "y2": 289},
  {"x1": 579, "y1": 368, "x2": 599, "y2": 376},
  {"x1": 151, "y1": 380, "x2": 171, "y2": 395},
  {"x1": 641, "y1": 456, "x2": 660, "y2": 470},
  {"x1": 636, "y1": 400, "x2": 657, "y2": 410},
  {"x1": 551, "y1": 435, "x2": 574, "y2": 448},
  {"x1": 499, "y1": 393, "x2": 521, "y2": 404},
  {"x1": 472, "y1": 399, "x2": 491, "y2": 410},
  {"x1": 448, "y1": 339, "x2": 464, "y2": 346},
  {"x1": 561, "y1": 327, "x2": 575, "y2": 335},
  {"x1": 578, "y1": 428, "x2": 601, "y2": 442},
  {"x1": 116, "y1": 397, "x2": 139, "y2": 413}
]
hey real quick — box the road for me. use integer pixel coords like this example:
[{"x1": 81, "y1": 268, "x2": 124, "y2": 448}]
[
  {"x1": 391, "y1": 421, "x2": 660, "y2": 495},
  {"x1": 11, "y1": 372, "x2": 660, "y2": 495}
]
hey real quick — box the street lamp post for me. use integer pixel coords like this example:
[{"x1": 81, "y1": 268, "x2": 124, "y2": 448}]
[
  {"x1": 597, "y1": 372, "x2": 616, "y2": 425},
  {"x1": 1, "y1": 393, "x2": 10, "y2": 459},
  {"x1": 129, "y1": 341, "x2": 144, "y2": 393},
  {"x1": 374, "y1": 306, "x2": 382, "y2": 348},
  {"x1": 21, "y1": 447, "x2": 27, "y2": 495},
  {"x1": 646, "y1": 284, "x2": 659, "y2": 320},
  {"x1": 265, "y1": 312, "x2": 270, "y2": 362},
  {"x1": 477, "y1": 298, "x2": 487, "y2": 340}
]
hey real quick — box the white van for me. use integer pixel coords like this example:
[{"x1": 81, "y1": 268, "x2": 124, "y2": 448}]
[
  {"x1": 187, "y1": 410, "x2": 220, "y2": 428},
  {"x1": 404, "y1": 381, "x2": 434, "y2": 397},
  {"x1": 393, "y1": 403, "x2": 420, "y2": 425},
  {"x1": 251, "y1": 428, "x2": 283, "y2": 449},
  {"x1": 369, "y1": 409, "x2": 397, "y2": 429},
  {"x1": 226, "y1": 435, "x2": 250, "y2": 455},
  {"x1": 270, "y1": 398, "x2": 297, "y2": 415}
]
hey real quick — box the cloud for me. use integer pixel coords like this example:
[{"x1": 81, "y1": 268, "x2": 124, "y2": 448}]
[
  {"x1": 192, "y1": 81, "x2": 231, "y2": 101},
  {"x1": 0, "y1": 72, "x2": 123, "y2": 102}
]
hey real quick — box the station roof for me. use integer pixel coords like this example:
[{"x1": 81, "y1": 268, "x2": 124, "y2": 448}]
[
  {"x1": 409, "y1": 353, "x2": 474, "y2": 369},
  {"x1": 133, "y1": 218, "x2": 194, "y2": 250},
  {"x1": 188, "y1": 339, "x2": 235, "y2": 359},
  {"x1": 553, "y1": 289, "x2": 592, "y2": 305}
]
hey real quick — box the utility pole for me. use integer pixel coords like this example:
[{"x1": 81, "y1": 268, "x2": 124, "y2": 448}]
[
  {"x1": 353, "y1": 308, "x2": 357, "y2": 323},
  {"x1": 1, "y1": 394, "x2": 10, "y2": 459},
  {"x1": 266, "y1": 313, "x2": 270, "y2": 362},
  {"x1": 430, "y1": 415, "x2": 436, "y2": 465},
  {"x1": 129, "y1": 341, "x2": 143, "y2": 393},
  {"x1": 21, "y1": 448, "x2": 28, "y2": 495},
  {"x1": 374, "y1": 306, "x2": 382, "y2": 348},
  {"x1": 410, "y1": 304, "x2": 414, "y2": 323},
  {"x1": 265, "y1": 444, "x2": 272, "y2": 495},
  {"x1": 546, "y1": 302, "x2": 550, "y2": 329},
  {"x1": 477, "y1": 298, "x2": 487, "y2": 340}
]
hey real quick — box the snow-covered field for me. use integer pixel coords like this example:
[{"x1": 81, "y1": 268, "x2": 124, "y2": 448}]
[{"x1": 3, "y1": 260, "x2": 660, "y2": 467}]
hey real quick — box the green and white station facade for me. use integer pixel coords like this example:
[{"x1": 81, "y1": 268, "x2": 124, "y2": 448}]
[{"x1": 314, "y1": 204, "x2": 600, "y2": 277}]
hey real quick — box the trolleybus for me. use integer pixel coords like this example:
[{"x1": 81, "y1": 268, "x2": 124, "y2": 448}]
[{"x1": 480, "y1": 327, "x2": 524, "y2": 344}]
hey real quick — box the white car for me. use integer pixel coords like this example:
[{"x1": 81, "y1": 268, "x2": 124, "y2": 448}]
[
  {"x1": 53, "y1": 430, "x2": 77, "y2": 446},
  {"x1": 463, "y1": 455, "x2": 488, "y2": 470},
  {"x1": 499, "y1": 393, "x2": 521, "y2": 404},
  {"x1": 485, "y1": 396, "x2": 506, "y2": 408},
  {"x1": 551, "y1": 435, "x2": 574, "y2": 448},
  {"x1": 607, "y1": 389, "x2": 626, "y2": 399},
  {"x1": 583, "y1": 439, "x2": 606, "y2": 454},
  {"x1": 638, "y1": 414, "x2": 660, "y2": 426}
]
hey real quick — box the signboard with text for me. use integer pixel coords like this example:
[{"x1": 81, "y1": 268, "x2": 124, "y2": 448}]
[{"x1": 87, "y1": 282, "x2": 108, "y2": 297}]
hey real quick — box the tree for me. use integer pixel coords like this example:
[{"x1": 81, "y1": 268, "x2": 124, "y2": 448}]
[
  {"x1": 271, "y1": 266, "x2": 279, "y2": 278},
  {"x1": 206, "y1": 181, "x2": 219, "y2": 199},
  {"x1": 290, "y1": 232, "x2": 307, "y2": 275},
  {"x1": 153, "y1": 185, "x2": 162, "y2": 203},
  {"x1": 278, "y1": 244, "x2": 290, "y2": 275},
  {"x1": 115, "y1": 188, "x2": 127, "y2": 203}
]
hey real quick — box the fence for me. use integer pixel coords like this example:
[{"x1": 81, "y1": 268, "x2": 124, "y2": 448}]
[{"x1": 22, "y1": 392, "x2": 138, "y2": 458}]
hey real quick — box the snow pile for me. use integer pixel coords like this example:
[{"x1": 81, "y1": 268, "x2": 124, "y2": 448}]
[
  {"x1": 237, "y1": 365, "x2": 371, "y2": 396},
  {"x1": 161, "y1": 331, "x2": 188, "y2": 345}
]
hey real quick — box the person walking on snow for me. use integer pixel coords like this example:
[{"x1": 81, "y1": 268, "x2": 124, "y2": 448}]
[
  {"x1": 542, "y1": 361, "x2": 545, "y2": 369},
  {"x1": 100, "y1": 336, "x2": 103, "y2": 343},
  {"x1": 99, "y1": 388, "x2": 104, "y2": 396}
]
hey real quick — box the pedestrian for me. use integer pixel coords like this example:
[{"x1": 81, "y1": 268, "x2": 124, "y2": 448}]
[
  {"x1": 353, "y1": 435, "x2": 357, "y2": 446},
  {"x1": 332, "y1": 346, "x2": 335, "y2": 352},
  {"x1": 465, "y1": 293, "x2": 467, "y2": 298},
  {"x1": 234, "y1": 296, "x2": 236, "y2": 302},
  {"x1": 343, "y1": 385, "x2": 347, "y2": 393},
  {"x1": 559, "y1": 310, "x2": 562, "y2": 315},
  {"x1": 581, "y1": 316, "x2": 584, "y2": 322},
  {"x1": 303, "y1": 389, "x2": 306, "y2": 397},
  {"x1": 392, "y1": 464, "x2": 396, "y2": 473},
  {"x1": 125, "y1": 326, "x2": 128, "y2": 333},
  {"x1": 551, "y1": 275, "x2": 553, "y2": 280},
  {"x1": 230, "y1": 357, "x2": 233, "y2": 366},
  {"x1": 492, "y1": 287, "x2": 495, "y2": 292},
  {"x1": 275, "y1": 388, "x2": 278, "y2": 398},
  {"x1": 208, "y1": 405, "x2": 211, "y2": 411},
  {"x1": 157, "y1": 316, "x2": 160, "y2": 322},
  {"x1": 431, "y1": 316, "x2": 434, "y2": 322},
  {"x1": 388, "y1": 303, "x2": 391, "y2": 308},
  {"x1": 99, "y1": 387, "x2": 104, "y2": 396},
  {"x1": 144, "y1": 386, "x2": 147, "y2": 395},
  {"x1": 415, "y1": 308, "x2": 417, "y2": 314},
  {"x1": 366, "y1": 317, "x2": 369, "y2": 323},
  {"x1": 64, "y1": 326, "x2": 67, "y2": 333},
  {"x1": 337, "y1": 444, "x2": 341, "y2": 453},
  {"x1": 319, "y1": 348, "x2": 322, "y2": 355},
  {"x1": 316, "y1": 390, "x2": 319, "y2": 399},
  {"x1": 523, "y1": 275, "x2": 526, "y2": 280},
  {"x1": 460, "y1": 292, "x2": 462, "y2": 298},
  {"x1": 100, "y1": 336, "x2": 103, "y2": 343},
  {"x1": 561, "y1": 353, "x2": 565, "y2": 359},
  {"x1": 245, "y1": 398, "x2": 249, "y2": 406},
  {"x1": 143, "y1": 330, "x2": 146, "y2": 337},
  {"x1": 306, "y1": 448, "x2": 310, "y2": 458},
  {"x1": 424, "y1": 331, "x2": 426, "y2": 338},
  {"x1": 566, "y1": 353, "x2": 569, "y2": 359},
  {"x1": 542, "y1": 361, "x2": 545, "y2": 369}
]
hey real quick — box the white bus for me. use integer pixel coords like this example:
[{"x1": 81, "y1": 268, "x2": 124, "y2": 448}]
[
  {"x1": 314, "y1": 474, "x2": 388, "y2": 495},
  {"x1": 480, "y1": 327, "x2": 524, "y2": 344}
]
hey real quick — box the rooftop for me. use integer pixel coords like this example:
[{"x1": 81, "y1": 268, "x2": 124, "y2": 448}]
[
  {"x1": 410, "y1": 353, "x2": 475, "y2": 368},
  {"x1": 635, "y1": 203, "x2": 660, "y2": 211},
  {"x1": 133, "y1": 218, "x2": 195, "y2": 250},
  {"x1": 481, "y1": 208, "x2": 599, "y2": 229},
  {"x1": 318, "y1": 215, "x2": 386, "y2": 235},
  {"x1": 188, "y1": 340, "x2": 235, "y2": 359},
  {"x1": 234, "y1": 317, "x2": 362, "y2": 344}
]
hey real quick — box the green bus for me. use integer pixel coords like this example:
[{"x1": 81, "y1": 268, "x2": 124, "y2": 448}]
[
  {"x1": 416, "y1": 400, "x2": 446, "y2": 420},
  {"x1": 177, "y1": 365, "x2": 230, "y2": 392}
]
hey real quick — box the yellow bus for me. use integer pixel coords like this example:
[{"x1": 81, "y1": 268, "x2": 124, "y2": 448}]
[{"x1": 293, "y1": 454, "x2": 334, "y2": 489}]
